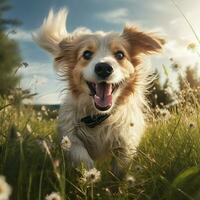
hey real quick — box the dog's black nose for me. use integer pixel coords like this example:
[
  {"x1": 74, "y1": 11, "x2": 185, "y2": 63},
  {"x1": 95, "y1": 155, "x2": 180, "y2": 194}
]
[{"x1": 95, "y1": 62, "x2": 113, "y2": 79}]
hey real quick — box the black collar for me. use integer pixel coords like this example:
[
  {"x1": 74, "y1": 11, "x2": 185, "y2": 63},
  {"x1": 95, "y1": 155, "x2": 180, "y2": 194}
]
[{"x1": 81, "y1": 114, "x2": 110, "y2": 128}]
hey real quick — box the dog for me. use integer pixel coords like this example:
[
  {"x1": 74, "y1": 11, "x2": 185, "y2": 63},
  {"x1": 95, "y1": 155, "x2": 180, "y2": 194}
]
[{"x1": 33, "y1": 8, "x2": 163, "y2": 178}]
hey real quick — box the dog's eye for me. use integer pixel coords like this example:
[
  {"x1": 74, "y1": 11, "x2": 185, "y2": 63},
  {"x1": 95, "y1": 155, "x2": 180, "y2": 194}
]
[
  {"x1": 83, "y1": 50, "x2": 93, "y2": 60},
  {"x1": 115, "y1": 51, "x2": 124, "y2": 60}
]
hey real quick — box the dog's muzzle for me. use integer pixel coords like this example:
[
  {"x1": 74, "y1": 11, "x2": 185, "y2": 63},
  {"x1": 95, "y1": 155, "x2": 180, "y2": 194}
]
[{"x1": 95, "y1": 62, "x2": 113, "y2": 79}]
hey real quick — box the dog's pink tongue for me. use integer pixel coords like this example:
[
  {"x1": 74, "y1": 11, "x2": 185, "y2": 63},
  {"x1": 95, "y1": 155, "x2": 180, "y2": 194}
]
[{"x1": 94, "y1": 83, "x2": 112, "y2": 108}]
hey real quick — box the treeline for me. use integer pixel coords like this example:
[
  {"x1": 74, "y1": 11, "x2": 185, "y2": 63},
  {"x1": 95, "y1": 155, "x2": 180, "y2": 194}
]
[{"x1": 0, "y1": 0, "x2": 21, "y2": 95}]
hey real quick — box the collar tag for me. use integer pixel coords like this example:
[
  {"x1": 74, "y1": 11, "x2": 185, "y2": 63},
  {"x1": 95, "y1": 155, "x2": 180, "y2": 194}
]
[{"x1": 81, "y1": 114, "x2": 110, "y2": 128}]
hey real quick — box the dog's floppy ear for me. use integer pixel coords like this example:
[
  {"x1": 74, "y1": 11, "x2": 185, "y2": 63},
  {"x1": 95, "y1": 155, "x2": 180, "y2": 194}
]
[
  {"x1": 122, "y1": 25, "x2": 164, "y2": 56},
  {"x1": 32, "y1": 8, "x2": 68, "y2": 56}
]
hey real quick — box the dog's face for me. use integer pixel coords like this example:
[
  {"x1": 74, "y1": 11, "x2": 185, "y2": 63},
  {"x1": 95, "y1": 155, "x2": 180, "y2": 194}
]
[
  {"x1": 57, "y1": 29, "x2": 162, "y2": 113},
  {"x1": 79, "y1": 34, "x2": 133, "y2": 112},
  {"x1": 34, "y1": 9, "x2": 163, "y2": 113},
  {"x1": 58, "y1": 32, "x2": 135, "y2": 112}
]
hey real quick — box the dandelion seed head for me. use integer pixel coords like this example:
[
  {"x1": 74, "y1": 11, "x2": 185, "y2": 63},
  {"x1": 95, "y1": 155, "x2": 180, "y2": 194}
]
[
  {"x1": 45, "y1": 192, "x2": 61, "y2": 200},
  {"x1": 0, "y1": 176, "x2": 12, "y2": 200},
  {"x1": 105, "y1": 187, "x2": 111, "y2": 193},
  {"x1": 126, "y1": 175, "x2": 136, "y2": 186},
  {"x1": 16, "y1": 132, "x2": 21, "y2": 137},
  {"x1": 37, "y1": 112, "x2": 42, "y2": 116},
  {"x1": 41, "y1": 106, "x2": 46, "y2": 111},
  {"x1": 61, "y1": 136, "x2": 71, "y2": 151},
  {"x1": 82, "y1": 168, "x2": 101, "y2": 184}
]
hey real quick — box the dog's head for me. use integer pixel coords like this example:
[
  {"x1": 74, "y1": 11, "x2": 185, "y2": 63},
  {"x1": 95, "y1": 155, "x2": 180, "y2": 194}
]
[{"x1": 33, "y1": 8, "x2": 163, "y2": 113}]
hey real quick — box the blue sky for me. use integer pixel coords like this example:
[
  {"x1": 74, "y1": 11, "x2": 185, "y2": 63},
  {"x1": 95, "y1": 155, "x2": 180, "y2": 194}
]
[{"x1": 5, "y1": 0, "x2": 200, "y2": 104}]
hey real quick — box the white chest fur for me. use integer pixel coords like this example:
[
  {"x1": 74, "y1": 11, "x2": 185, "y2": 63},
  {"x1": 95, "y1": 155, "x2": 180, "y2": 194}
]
[{"x1": 59, "y1": 94, "x2": 146, "y2": 165}]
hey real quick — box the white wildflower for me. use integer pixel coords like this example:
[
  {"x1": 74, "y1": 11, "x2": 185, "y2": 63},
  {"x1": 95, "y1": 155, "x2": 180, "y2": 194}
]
[
  {"x1": 16, "y1": 132, "x2": 21, "y2": 137},
  {"x1": 0, "y1": 176, "x2": 12, "y2": 200},
  {"x1": 82, "y1": 168, "x2": 101, "y2": 184},
  {"x1": 37, "y1": 112, "x2": 42, "y2": 116},
  {"x1": 45, "y1": 192, "x2": 61, "y2": 200},
  {"x1": 61, "y1": 136, "x2": 71, "y2": 151},
  {"x1": 41, "y1": 106, "x2": 46, "y2": 111},
  {"x1": 104, "y1": 187, "x2": 111, "y2": 194},
  {"x1": 126, "y1": 175, "x2": 136, "y2": 186}
]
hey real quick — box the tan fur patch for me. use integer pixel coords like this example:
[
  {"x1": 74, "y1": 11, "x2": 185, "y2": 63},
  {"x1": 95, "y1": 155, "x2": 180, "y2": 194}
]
[
  {"x1": 116, "y1": 76, "x2": 137, "y2": 106},
  {"x1": 122, "y1": 25, "x2": 162, "y2": 55},
  {"x1": 109, "y1": 37, "x2": 133, "y2": 68},
  {"x1": 116, "y1": 26, "x2": 163, "y2": 106},
  {"x1": 55, "y1": 35, "x2": 99, "y2": 97}
]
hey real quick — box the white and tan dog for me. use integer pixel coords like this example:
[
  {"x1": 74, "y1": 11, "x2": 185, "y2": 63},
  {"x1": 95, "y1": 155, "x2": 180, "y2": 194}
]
[{"x1": 34, "y1": 8, "x2": 163, "y2": 177}]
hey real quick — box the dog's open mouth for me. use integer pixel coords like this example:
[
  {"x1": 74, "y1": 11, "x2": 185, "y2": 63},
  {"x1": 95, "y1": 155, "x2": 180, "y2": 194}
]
[{"x1": 87, "y1": 82, "x2": 118, "y2": 111}]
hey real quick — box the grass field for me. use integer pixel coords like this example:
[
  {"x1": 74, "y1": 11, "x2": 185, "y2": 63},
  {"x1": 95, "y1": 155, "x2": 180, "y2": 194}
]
[{"x1": 1, "y1": 87, "x2": 200, "y2": 200}]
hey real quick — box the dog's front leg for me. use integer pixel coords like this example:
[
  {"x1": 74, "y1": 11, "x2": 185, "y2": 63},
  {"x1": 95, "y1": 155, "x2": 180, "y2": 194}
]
[
  {"x1": 109, "y1": 146, "x2": 132, "y2": 193},
  {"x1": 111, "y1": 146, "x2": 132, "y2": 180},
  {"x1": 65, "y1": 134, "x2": 94, "y2": 169}
]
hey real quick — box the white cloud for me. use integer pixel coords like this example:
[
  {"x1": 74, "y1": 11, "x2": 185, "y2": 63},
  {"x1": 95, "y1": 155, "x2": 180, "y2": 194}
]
[
  {"x1": 149, "y1": 27, "x2": 166, "y2": 36},
  {"x1": 96, "y1": 8, "x2": 131, "y2": 24},
  {"x1": 151, "y1": 38, "x2": 200, "y2": 88},
  {"x1": 8, "y1": 29, "x2": 33, "y2": 42},
  {"x1": 33, "y1": 75, "x2": 48, "y2": 86},
  {"x1": 164, "y1": 40, "x2": 199, "y2": 68},
  {"x1": 35, "y1": 92, "x2": 62, "y2": 104},
  {"x1": 169, "y1": 18, "x2": 181, "y2": 25},
  {"x1": 18, "y1": 61, "x2": 53, "y2": 77},
  {"x1": 16, "y1": 60, "x2": 65, "y2": 104},
  {"x1": 151, "y1": 3, "x2": 166, "y2": 12}
]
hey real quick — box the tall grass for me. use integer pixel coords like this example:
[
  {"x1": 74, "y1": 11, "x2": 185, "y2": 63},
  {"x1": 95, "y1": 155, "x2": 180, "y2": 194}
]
[{"x1": 1, "y1": 84, "x2": 200, "y2": 199}]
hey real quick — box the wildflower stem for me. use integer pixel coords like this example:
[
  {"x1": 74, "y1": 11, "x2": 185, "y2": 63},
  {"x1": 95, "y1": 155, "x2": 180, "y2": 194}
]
[
  {"x1": 171, "y1": 0, "x2": 200, "y2": 44},
  {"x1": 60, "y1": 150, "x2": 66, "y2": 199},
  {"x1": 91, "y1": 183, "x2": 94, "y2": 200},
  {"x1": 27, "y1": 174, "x2": 32, "y2": 200},
  {"x1": 0, "y1": 103, "x2": 12, "y2": 112},
  {"x1": 38, "y1": 153, "x2": 47, "y2": 200},
  {"x1": 65, "y1": 178, "x2": 86, "y2": 196}
]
